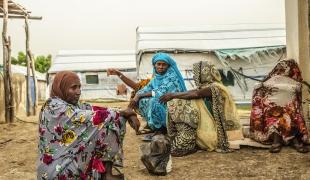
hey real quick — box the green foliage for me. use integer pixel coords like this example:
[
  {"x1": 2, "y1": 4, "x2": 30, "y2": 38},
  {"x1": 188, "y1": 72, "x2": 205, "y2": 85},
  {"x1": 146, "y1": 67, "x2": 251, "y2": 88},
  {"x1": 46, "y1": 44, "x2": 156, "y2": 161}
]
[
  {"x1": 11, "y1": 52, "x2": 26, "y2": 66},
  {"x1": 11, "y1": 51, "x2": 52, "y2": 73},
  {"x1": 35, "y1": 55, "x2": 51, "y2": 73}
]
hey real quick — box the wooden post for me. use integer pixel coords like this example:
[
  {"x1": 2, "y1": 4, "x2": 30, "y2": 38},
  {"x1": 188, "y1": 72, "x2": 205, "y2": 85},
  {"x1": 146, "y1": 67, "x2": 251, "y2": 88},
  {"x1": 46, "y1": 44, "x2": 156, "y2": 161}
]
[
  {"x1": 285, "y1": 0, "x2": 310, "y2": 129},
  {"x1": 25, "y1": 15, "x2": 32, "y2": 116},
  {"x1": 25, "y1": 15, "x2": 37, "y2": 115},
  {"x1": 2, "y1": 0, "x2": 15, "y2": 123}
]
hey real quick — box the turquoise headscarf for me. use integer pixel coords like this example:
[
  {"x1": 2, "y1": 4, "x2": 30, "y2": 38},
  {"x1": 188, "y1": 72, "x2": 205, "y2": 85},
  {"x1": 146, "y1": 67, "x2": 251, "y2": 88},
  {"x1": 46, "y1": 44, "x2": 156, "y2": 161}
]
[
  {"x1": 137, "y1": 52, "x2": 187, "y2": 130},
  {"x1": 151, "y1": 53, "x2": 187, "y2": 92}
]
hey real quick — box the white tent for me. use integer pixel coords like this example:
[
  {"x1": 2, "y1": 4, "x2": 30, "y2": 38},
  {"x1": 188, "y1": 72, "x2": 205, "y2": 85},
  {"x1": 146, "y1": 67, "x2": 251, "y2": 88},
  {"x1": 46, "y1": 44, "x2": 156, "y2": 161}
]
[
  {"x1": 136, "y1": 24, "x2": 286, "y2": 103},
  {"x1": 49, "y1": 50, "x2": 137, "y2": 101}
]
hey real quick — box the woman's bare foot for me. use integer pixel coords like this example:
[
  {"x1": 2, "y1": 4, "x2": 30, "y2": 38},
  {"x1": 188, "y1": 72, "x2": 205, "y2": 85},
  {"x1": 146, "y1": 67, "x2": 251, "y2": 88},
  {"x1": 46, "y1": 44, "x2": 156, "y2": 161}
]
[
  {"x1": 269, "y1": 133, "x2": 282, "y2": 153},
  {"x1": 103, "y1": 173, "x2": 124, "y2": 180},
  {"x1": 101, "y1": 161, "x2": 124, "y2": 180},
  {"x1": 128, "y1": 114, "x2": 140, "y2": 135}
]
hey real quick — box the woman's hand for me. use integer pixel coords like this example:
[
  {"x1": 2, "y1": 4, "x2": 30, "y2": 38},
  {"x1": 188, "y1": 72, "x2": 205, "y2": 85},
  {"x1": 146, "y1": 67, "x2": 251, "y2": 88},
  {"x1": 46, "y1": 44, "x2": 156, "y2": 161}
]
[
  {"x1": 159, "y1": 93, "x2": 175, "y2": 103},
  {"x1": 107, "y1": 68, "x2": 121, "y2": 76},
  {"x1": 129, "y1": 95, "x2": 140, "y2": 108}
]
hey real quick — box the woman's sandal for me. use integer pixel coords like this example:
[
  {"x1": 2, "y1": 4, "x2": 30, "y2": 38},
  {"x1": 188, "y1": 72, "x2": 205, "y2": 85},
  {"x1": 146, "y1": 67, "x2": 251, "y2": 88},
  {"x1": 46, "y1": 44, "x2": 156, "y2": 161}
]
[
  {"x1": 269, "y1": 143, "x2": 282, "y2": 153},
  {"x1": 292, "y1": 142, "x2": 309, "y2": 153},
  {"x1": 137, "y1": 126, "x2": 154, "y2": 135}
]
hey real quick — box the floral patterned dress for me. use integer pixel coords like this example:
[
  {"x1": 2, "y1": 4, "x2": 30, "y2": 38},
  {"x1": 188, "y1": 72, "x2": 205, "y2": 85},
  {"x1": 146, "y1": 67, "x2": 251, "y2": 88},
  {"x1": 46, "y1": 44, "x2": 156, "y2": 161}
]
[
  {"x1": 250, "y1": 59, "x2": 308, "y2": 144},
  {"x1": 37, "y1": 97, "x2": 126, "y2": 180}
]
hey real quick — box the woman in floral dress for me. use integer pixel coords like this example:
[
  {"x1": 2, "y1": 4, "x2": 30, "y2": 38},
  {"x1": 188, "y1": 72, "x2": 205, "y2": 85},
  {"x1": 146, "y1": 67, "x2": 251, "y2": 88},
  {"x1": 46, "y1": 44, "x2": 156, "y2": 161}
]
[
  {"x1": 37, "y1": 71, "x2": 137, "y2": 180},
  {"x1": 250, "y1": 59, "x2": 308, "y2": 153}
]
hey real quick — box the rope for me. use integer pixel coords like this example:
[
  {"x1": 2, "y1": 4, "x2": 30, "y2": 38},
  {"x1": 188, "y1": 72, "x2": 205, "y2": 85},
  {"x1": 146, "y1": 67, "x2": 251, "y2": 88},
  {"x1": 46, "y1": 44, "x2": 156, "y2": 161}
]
[
  {"x1": 302, "y1": 81, "x2": 310, "y2": 90},
  {"x1": 185, "y1": 69, "x2": 195, "y2": 88},
  {"x1": 229, "y1": 68, "x2": 264, "y2": 82},
  {"x1": 227, "y1": 47, "x2": 285, "y2": 83},
  {"x1": 15, "y1": 116, "x2": 38, "y2": 124}
]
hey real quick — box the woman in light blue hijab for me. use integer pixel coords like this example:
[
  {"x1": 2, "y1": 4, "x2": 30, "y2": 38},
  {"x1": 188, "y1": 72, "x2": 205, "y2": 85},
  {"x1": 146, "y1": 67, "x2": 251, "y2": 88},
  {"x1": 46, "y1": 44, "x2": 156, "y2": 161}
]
[{"x1": 130, "y1": 52, "x2": 187, "y2": 132}]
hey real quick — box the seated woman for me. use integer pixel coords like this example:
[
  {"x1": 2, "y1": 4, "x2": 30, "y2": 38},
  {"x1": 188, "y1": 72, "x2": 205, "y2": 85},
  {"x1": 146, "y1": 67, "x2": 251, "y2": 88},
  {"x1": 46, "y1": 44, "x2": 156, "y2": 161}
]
[
  {"x1": 37, "y1": 71, "x2": 138, "y2": 180},
  {"x1": 250, "y1": 59, "x2": 309, "y2": 153},
  {"x1": 130, "y1": 52, "x2": 187, "y2": 133},
  {"x1": 160, "y1": 61, "x2": 242, "y2": 156}
]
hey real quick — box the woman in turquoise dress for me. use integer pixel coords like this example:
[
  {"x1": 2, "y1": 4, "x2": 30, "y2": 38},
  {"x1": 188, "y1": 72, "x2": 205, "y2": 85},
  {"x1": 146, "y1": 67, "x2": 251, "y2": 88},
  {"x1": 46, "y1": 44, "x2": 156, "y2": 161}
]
[{"x1": 130, "y1": 53, "x2": 187, "y2": 132}]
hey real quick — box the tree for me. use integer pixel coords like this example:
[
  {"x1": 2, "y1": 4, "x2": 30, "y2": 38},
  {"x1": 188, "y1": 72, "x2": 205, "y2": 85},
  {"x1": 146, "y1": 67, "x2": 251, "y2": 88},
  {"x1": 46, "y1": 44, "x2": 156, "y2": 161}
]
[
  {"x1": 35, "y1": 54, "x2": 51, "y2": 73},
  {"x1": 11, "y1": 51, "x2": 26, "y2": 66},
  {"x1": 11, "y1": 51, "x2": 52, "y2": 73}
]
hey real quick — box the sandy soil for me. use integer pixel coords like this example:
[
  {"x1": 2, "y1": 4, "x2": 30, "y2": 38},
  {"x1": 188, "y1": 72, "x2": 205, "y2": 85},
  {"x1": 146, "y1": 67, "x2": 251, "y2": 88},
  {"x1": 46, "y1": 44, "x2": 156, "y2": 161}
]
[{"x1": 1, "y1": 102, "x2": 310, "y2": 180}]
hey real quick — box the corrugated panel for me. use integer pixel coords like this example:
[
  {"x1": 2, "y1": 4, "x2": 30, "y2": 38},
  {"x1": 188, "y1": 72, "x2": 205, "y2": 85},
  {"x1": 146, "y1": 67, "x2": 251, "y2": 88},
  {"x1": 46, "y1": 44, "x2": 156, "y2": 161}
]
[
  {"x1": 49, "y1": 50, "x2": 137, "y2": 73},
  {"x1": 137, "y1": 24, "x2": 286, "y2": 51}
]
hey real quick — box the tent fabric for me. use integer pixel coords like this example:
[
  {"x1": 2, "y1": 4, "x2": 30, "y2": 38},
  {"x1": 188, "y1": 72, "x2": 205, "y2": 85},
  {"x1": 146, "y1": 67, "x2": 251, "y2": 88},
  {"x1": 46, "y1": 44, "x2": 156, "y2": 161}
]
[
  {"x1": 137, "y1": 24, "x2": 286, "y2": 51},
  {"x1": 49, "y1": 50, "x2": 136, "y2": 73}
]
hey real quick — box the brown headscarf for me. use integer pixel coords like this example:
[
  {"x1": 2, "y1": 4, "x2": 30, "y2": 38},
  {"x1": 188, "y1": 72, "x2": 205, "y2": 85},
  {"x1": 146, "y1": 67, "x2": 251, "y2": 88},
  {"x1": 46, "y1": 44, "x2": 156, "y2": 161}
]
[{"x1": 50, "y1": 71, "x2": 81, "y2": 101}]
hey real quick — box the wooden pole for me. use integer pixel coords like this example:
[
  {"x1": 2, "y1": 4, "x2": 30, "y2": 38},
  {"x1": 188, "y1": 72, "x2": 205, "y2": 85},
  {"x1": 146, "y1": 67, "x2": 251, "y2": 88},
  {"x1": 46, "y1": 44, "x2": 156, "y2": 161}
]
[
  {"x1": 2, "y1": 0, "x2": 15, "y2": 123},
  {"x1": 0, "y1": 15, "x2": 42, "y2": 20},
  {"x1": 25, "y1": 15, "x2": 32, "y2": 116},
  {"x1": 25, "y1": 15, "x2": 37, "y2": 115}
]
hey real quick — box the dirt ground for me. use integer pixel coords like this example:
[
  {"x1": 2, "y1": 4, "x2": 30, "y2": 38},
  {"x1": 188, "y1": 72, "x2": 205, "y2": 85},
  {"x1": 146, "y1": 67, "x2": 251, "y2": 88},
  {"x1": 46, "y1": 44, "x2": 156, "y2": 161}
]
[{"x1": 1, "y1": 102, "x2": 310, "y2": 180}]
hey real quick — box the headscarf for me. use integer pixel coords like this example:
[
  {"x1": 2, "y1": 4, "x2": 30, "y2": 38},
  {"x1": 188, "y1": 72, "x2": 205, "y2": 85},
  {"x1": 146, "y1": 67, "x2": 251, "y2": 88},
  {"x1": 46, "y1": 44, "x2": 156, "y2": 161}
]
[
  {"x1": 265, "y1": 59, "x2": 303, "y2": 82},
  {"x1": 151, "y1": 53, "x2": 187, "y2": 91},
  {"x1": 193, "y1": 61, "x2": 222, "y2": 88},
  {"x1": 50, "y1": 71, "x2": 80, "y2": 101}
]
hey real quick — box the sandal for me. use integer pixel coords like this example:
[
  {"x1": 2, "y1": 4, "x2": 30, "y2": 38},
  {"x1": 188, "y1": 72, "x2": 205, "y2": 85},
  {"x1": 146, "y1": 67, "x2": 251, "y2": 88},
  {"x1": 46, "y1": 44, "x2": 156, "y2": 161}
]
[
  {"x1": 142, "y1": 134, "x2": 154, "y2": 142},
  {"x1": 137, "y1": 126, "x2": 154, "y2": 135},
  {"x1": 292, "y1": 140, "x2": 309, "y2": 153},
  {"x1": 269, "y1": 143, "x2": 282, "y2": 153}
]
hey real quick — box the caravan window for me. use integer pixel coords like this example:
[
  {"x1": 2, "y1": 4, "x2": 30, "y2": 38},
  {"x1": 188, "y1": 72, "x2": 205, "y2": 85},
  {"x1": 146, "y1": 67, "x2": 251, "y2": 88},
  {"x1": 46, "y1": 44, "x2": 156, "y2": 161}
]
[{"x1": 86, "y1": 74, "x2": 99, "y2": 84}]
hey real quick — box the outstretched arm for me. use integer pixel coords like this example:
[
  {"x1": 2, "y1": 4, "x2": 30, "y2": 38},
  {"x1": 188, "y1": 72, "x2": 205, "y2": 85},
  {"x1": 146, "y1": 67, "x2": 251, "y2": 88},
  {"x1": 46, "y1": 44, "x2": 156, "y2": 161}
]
[
  {"x1": 107, "y1": 68, "x2": 139, "y2": 90},
  {"x1": 159, "y1": 87, "x2": 212, "y2": 103}
]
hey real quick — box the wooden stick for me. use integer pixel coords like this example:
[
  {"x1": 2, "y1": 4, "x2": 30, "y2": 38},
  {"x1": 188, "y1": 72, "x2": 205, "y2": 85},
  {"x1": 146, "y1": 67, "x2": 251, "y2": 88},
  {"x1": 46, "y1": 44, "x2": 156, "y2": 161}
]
[
  {"x1": 25, "y1": 16, "x2": 38, "y2": 115},
  {"x1": 7, "y1": 36, "x2": 15, "y2": 123},
  {"x1": 0, "y1": 15, "x2": 42, "y2": 20},
  {"x1": 2, "y1": 0, "x2": 15, "y2": 123},
  {"x1": 6, "y1": 1, "x2": 28, "y2": 14},
  {"x1": 0, "y1": 139, "x2": 12, "y2": 145},
  {"x1": 0, "y1": 9, "x2": 26, "y2": 15},
  {"x1": 25, "y1": 15, "x2": 32, "y2": 116}
]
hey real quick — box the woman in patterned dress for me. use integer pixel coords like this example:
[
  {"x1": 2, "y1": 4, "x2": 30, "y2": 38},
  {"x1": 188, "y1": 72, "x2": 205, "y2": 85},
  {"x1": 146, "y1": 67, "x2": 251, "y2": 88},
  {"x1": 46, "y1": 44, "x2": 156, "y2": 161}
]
[
  {"x1": 249, "y1": 59, "x2": 309, "y2": 153},
  {"x1": 37, "y1": 71, "x2": 138, "y2": 180},
  {"x1": 160, "y1": 61, "x2": 242, "y2": 156}
]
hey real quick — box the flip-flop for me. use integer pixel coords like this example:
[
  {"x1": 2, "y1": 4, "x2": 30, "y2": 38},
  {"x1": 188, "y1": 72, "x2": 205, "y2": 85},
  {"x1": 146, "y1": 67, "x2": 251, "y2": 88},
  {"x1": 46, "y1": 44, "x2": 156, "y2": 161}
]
[
  {"x1": 269, "y1": 143, "x2": 282, "y2": 153},
  {"x1": 137, "y1": 127, "x2": 154, "y2": 135},
  {"x1": 142, "y1": 134, "x2": 154, "y2": 142},
  {"x1": 293, "y1": 143, "x2": 309, "y2": 153}
]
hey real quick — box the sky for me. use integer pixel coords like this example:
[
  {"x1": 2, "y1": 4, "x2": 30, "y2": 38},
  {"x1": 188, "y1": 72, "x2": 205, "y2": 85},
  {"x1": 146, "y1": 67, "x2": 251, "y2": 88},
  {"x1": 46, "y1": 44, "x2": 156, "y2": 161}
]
[{"x1": 1, "y1": 0, "x2": 285, "y2": 58}]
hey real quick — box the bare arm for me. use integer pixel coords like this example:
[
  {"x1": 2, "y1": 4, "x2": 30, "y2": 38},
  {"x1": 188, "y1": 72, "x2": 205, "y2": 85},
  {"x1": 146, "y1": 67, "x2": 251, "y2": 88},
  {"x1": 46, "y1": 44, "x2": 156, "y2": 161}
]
[
  {"x1": 107, "y1": 68, "x2": 139, "y2": 90},
  {"x1": 118, "y1": 72, "x2": 139, "y2": 91},
  {"x1": 137, "y1": 92, "x2": 152, "y2": 99},
  {"x1": 129, "y1": 91, "x2": 152, "y2": 108},
  {"x1": 159, "y1": 87, "x2": 212, "y2": 103}
]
